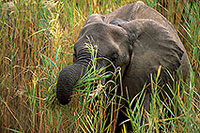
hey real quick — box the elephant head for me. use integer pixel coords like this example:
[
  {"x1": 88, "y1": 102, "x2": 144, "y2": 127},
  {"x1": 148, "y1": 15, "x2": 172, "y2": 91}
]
[
  {"x1": 56, "y1": 2, "x2": 189, "y2": 105},
  {"x1": 56, "y1": 14, "x2": 132, "y2": 104}
]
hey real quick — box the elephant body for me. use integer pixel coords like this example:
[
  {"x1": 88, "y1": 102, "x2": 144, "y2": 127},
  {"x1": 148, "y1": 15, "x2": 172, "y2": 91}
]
[
  {"x1": 56, "y1": 1, "x2": 189, "y2": 131},
  {"x1": 105, "y1": 1, "x2": 189, "y2": 104}
]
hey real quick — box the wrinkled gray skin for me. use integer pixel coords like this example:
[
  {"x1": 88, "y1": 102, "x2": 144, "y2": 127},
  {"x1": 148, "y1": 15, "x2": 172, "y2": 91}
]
[{"x1": 57, "y1": 0, "x2": 189, "y2": 121}]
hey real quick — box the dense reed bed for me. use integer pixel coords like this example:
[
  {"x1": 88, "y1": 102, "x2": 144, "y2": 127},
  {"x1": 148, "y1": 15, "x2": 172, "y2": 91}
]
[{"x1": 0, "y1": 0, "x2": 199, "y2": 132}]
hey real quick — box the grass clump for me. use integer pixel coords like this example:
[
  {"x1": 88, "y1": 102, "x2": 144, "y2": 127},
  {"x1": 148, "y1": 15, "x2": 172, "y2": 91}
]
[{"x1": 64, "y1": 44, "x2": 122, "y2": 132}]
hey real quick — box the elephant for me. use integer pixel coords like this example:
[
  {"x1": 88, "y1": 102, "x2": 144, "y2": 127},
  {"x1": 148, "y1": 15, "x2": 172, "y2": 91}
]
[{"x1": 56, "y1": 1, "x2": 189, "y2": 131}]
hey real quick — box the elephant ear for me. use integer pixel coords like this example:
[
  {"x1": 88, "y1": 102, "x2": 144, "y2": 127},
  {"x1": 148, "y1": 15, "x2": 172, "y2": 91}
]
[
  {"x1": 83, "y1": 14, "x2": 105, "y2": 26},
  {"x1": 78, "y1": 14, "x2": 105, "y2": 38},
  {"x1": 120, "y1": 19, "x2": 184, "y2": 75}
]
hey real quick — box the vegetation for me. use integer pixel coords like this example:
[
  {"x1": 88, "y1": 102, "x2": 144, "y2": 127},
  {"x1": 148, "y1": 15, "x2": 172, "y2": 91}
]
[{"x1": 0, "y1": 0, "x2": 199, "y2": 132}]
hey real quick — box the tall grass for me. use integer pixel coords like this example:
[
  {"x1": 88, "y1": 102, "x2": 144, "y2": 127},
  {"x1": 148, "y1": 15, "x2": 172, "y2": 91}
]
[{"x1": 0, "y1": 0, "x2": 199, "y2": 132}]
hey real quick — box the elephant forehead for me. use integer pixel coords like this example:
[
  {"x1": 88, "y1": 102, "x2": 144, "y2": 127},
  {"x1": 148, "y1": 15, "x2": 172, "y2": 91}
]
[
  {"x1": 75, "y1": 22, "x2": 128, "y2": 51},
  {"x1": 74, "y1": 34, "x2": 121, "y2": 55},
  {"x1": 80, "y1": 22, "x2": 128, "y2": 40}
]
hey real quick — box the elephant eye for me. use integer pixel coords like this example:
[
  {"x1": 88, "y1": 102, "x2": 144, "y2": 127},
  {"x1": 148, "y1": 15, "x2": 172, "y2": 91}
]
[{"x1": 110, "y1": 53, "x2": 118, "y2": 62}]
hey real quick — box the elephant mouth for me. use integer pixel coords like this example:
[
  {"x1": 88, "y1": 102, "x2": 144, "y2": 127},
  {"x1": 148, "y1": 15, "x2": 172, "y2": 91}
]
[{"x1": 62, "y1": 53, "x2": 126, "y2": 102}]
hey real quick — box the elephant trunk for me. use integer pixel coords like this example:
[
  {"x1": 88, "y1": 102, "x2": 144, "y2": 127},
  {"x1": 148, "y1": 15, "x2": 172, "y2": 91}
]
[{"x1": 56, "y1": 63, "x2": 86, "y2": 105}]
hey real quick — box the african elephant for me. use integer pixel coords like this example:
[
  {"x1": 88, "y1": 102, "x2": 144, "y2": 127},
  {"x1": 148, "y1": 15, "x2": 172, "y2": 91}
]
[{"x1": 56, "y1": 0, "x2": 189, "y2": 129}]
